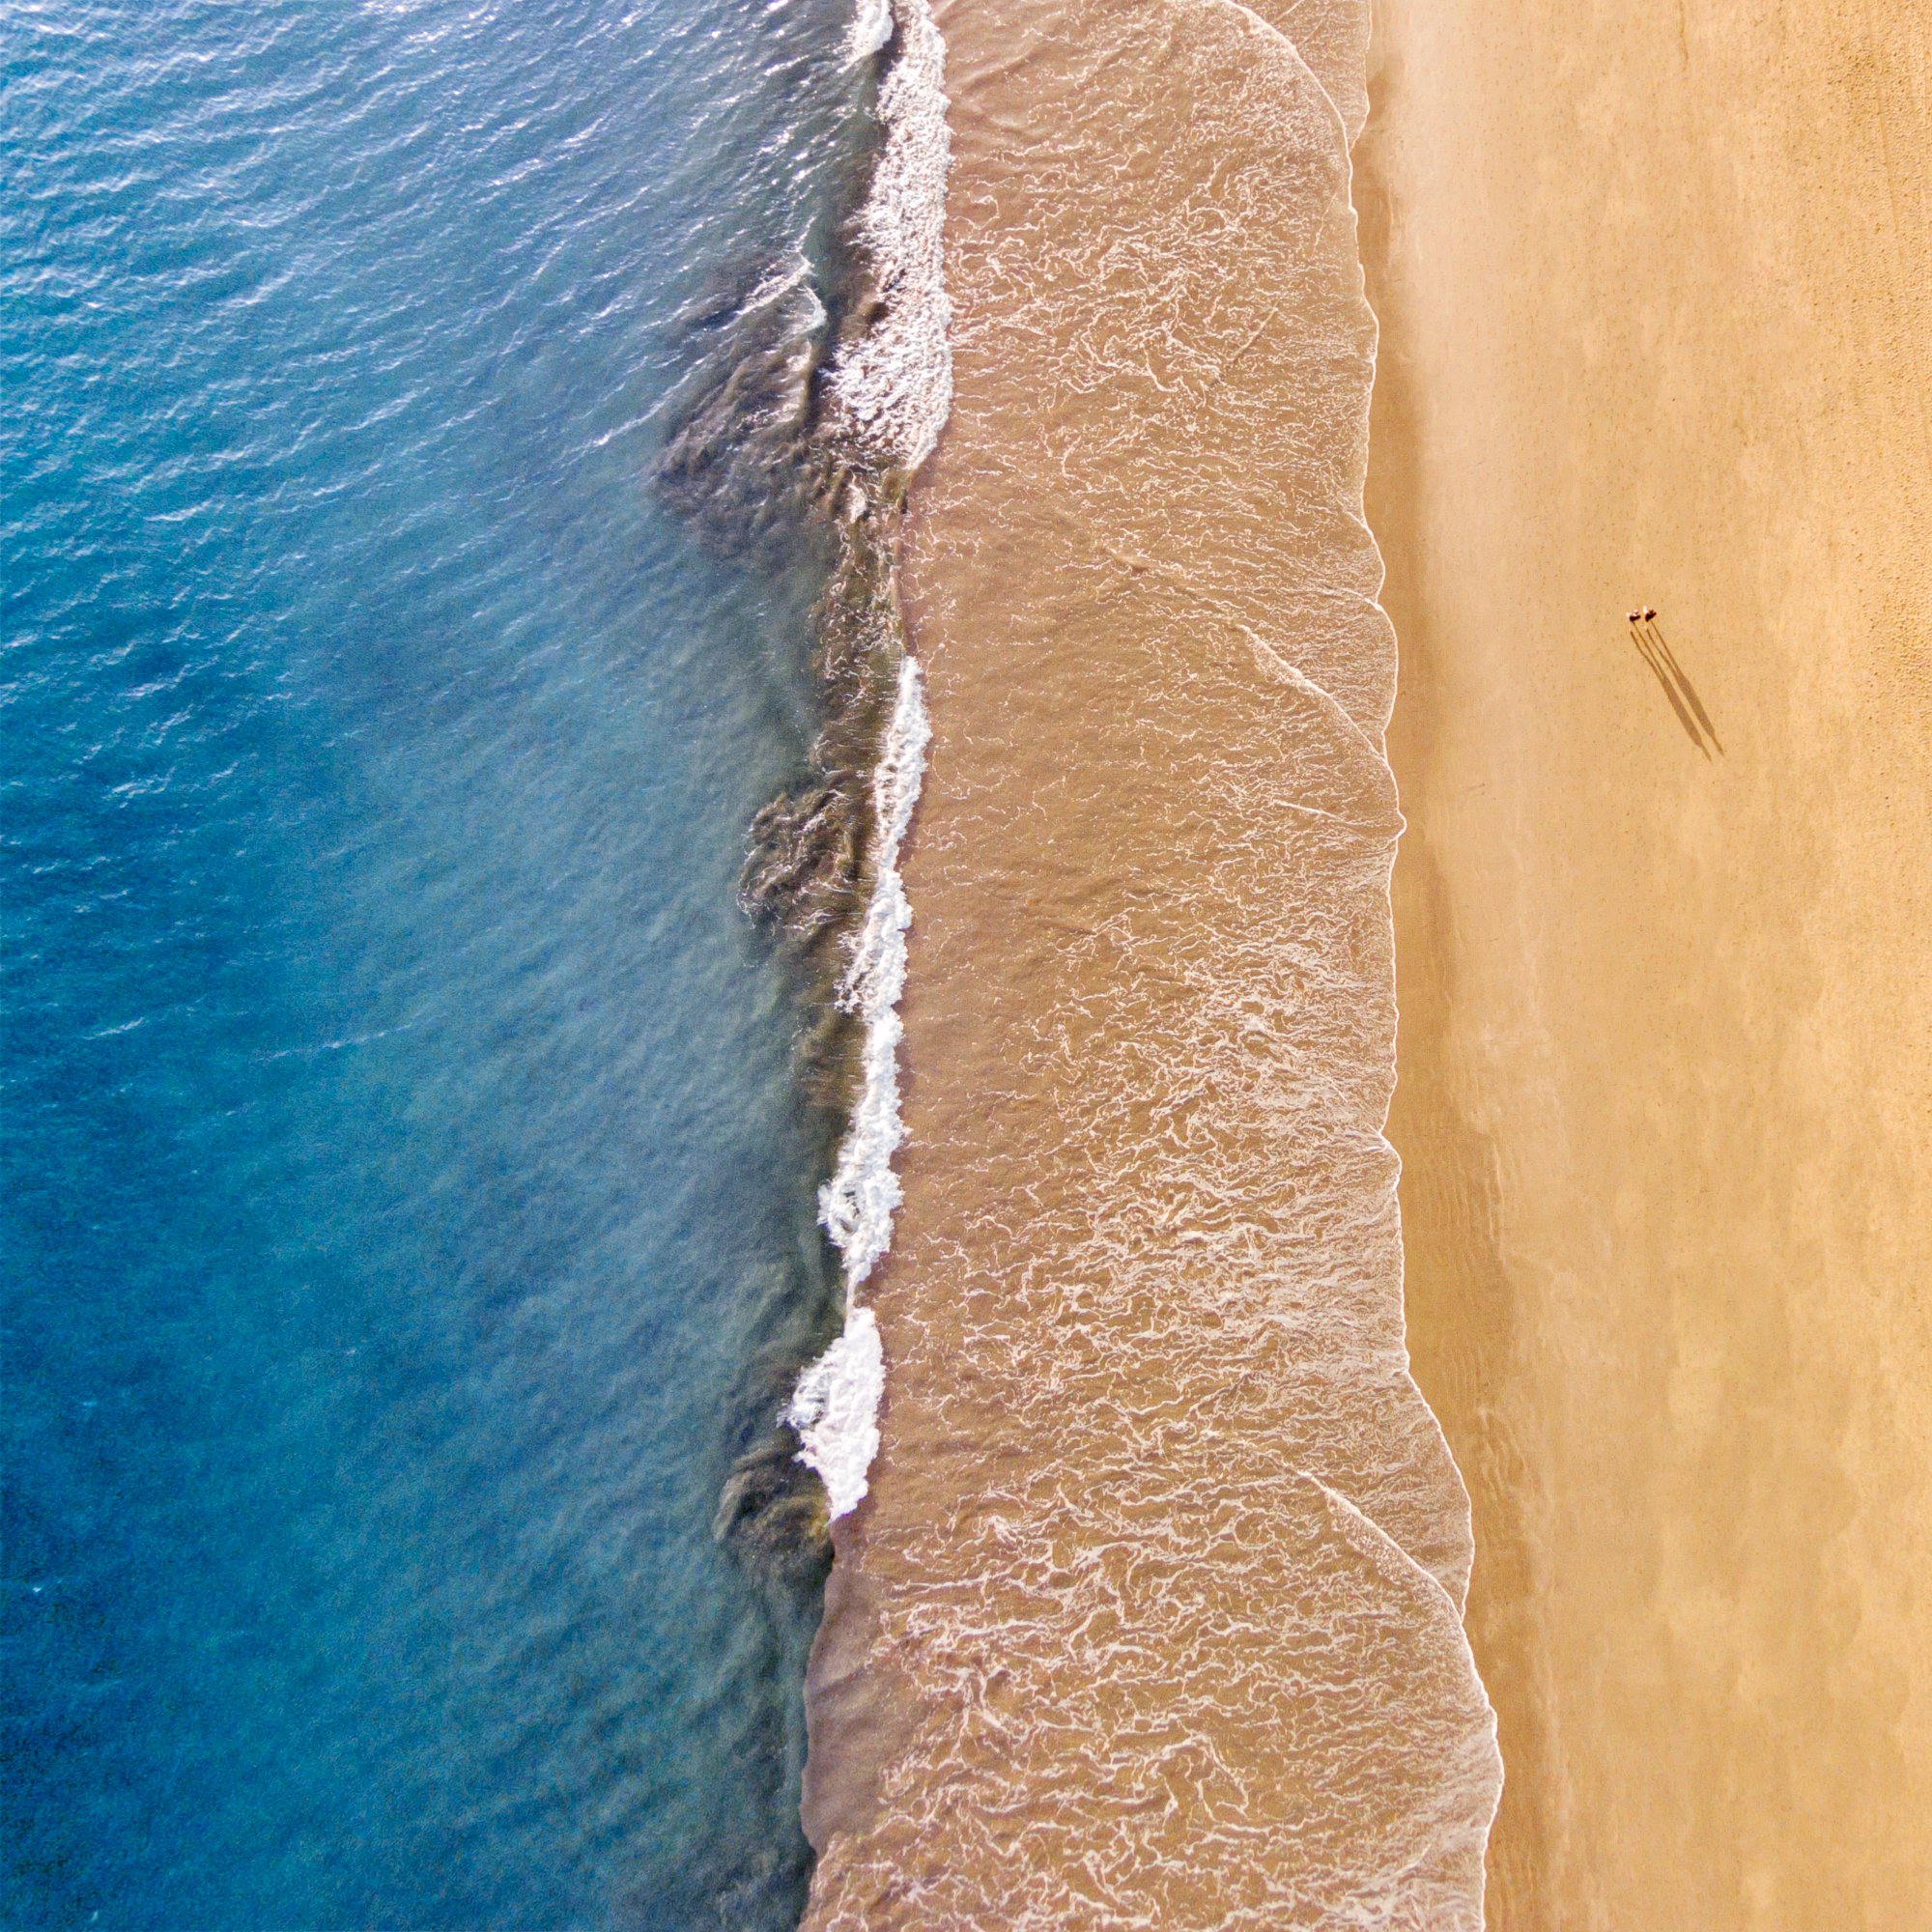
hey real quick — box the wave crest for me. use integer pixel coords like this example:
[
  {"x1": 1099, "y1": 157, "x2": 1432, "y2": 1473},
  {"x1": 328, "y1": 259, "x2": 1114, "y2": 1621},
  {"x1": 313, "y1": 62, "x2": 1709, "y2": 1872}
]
[
  {"x1": 828, "y1": 0, "x2": 952, "y2": 473},
  {"x1": 786, "y1": 0, "x2": 952, "y2": 1520}
]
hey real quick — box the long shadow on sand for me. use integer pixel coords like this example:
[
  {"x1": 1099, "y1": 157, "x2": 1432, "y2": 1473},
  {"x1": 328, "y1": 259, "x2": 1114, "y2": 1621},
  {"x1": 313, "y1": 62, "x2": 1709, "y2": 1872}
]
[{"x1": 1630, "y1": 616, "x2": 1723, "y2": 757}]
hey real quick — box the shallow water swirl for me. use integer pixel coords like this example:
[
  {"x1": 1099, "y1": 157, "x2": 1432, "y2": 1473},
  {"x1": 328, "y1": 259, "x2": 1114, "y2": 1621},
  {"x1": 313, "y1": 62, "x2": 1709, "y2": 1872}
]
[{"x1": 797, "y1": 0, "x2": 1502, "y2": 1923}]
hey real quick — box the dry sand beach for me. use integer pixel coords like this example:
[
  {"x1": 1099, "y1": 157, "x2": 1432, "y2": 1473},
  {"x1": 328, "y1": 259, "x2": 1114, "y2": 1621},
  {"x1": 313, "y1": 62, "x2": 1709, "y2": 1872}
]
[
  {"x1": 795, "y1": 0, "x2": 1931, "y2": 1923},
  {"x1": 1363, "y1": 0, "x2": 1932, "y2": 1923}
]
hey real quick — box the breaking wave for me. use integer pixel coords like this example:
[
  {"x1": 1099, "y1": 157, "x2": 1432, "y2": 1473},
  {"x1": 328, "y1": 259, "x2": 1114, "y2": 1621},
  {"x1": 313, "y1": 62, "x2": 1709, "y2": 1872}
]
[
  {"x1": 811, "y1": 655, "x2": 929, "y2": 1291},
  {"x1": 785, "y1": 1309, "x2": 885, "y2": 1519},
  {"x1": 826, "y1": 0, "x2": 952, "y2": 473},
  {"x1": 784, "y1": 0, "x2": 951, "y2": 1520}
]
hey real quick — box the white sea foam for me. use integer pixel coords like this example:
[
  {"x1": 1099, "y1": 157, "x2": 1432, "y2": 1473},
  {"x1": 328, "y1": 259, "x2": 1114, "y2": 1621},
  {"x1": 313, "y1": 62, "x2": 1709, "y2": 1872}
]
[
  {"x1": 846, "y1": 0, "x2": 893, "y2": 64},
  {"x1": 787, "y1": 1307, "x2": 886, "y2": 1518},
  {"x1": 817, "y1": 656, "x2": 929, "y2": 1280},
  {"x1": 828, "y1": 0, "x2": 952, "y2": 471},
  {"x1": 784, "y1": 0, "x2": 952, "y2": 1520},
  {"x1": 790, "y1": 657, "x2": 930, "y2": 1516},
  {"x1": 745, "y1": 241, "x2": 829, "y2": 413}
]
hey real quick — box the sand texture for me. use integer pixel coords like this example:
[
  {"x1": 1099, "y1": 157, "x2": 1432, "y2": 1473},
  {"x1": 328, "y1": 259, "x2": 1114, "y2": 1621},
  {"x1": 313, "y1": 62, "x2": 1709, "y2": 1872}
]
[{"x1": 1360, "y1": 0, "x2": 1932, "y2": 1924}]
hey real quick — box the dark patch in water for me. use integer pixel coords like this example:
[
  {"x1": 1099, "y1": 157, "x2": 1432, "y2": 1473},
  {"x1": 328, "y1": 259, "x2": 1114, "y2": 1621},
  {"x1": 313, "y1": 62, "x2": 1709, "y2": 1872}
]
[
  {"x1": 653, "y1": 237, "x2": 910, "y2": 1087},
  {"x1": 742, "y1": 781, "x2": 862, "y2": 947},
  {"x1": 714, "y1": 1432, "x2": 833, "y2": 1581},
  {"x1": 712, "y1": 1304, "x2": 842, "y2": 1583},
  {"x1": 656, "y1": 260, "x2": 842, "y2": 556},
  {"x1": 653, "y1": 93, "x2": 916, "y2": 1573}
]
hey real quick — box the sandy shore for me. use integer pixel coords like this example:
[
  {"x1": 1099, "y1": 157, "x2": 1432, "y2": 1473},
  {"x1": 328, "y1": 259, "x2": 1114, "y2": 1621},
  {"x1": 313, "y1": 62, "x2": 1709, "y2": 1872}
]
[
  {"x1": 798, "y1": 0, "x2": 1501, "y2": 1922},
  {"x1": 1359, "y1": 1, "x2": 1932, "y2": 1923}
]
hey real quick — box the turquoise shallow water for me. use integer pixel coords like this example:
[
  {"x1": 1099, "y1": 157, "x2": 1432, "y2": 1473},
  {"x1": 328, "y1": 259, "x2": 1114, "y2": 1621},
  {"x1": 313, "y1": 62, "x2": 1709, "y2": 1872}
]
[{"x1": 2, "y1": 1, "x2": 868, "y2": 1923}]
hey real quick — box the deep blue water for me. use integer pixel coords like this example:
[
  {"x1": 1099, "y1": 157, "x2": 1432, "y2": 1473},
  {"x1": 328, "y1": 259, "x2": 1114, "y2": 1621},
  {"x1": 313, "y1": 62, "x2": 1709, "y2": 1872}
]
[{"x1": 2, "y1": 1, "x2": 869, "y2": 1924}]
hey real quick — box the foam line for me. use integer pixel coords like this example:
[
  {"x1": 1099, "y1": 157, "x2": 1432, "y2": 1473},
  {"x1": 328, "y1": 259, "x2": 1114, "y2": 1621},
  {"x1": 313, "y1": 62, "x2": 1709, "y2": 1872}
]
[
  {"x1": 788, "y1": 0, "x2": 952, "y2": 1519},
  {"x1": 828, "y1": 0, "x2": 952, "y2": 471}
]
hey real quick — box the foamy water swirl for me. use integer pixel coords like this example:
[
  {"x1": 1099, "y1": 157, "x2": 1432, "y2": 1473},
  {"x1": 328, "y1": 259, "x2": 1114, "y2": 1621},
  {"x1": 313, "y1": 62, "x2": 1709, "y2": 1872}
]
[
  {"x1": 827, "y1": 0, "x2": 952, "y2": 470},
  {"x1": 792, "y1": 659, "x2": 930, "y2": 1515}
]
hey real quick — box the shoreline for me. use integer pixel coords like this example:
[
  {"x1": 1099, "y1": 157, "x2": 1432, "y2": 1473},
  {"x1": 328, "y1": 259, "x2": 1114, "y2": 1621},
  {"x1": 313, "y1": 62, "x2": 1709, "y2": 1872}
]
[
  {"x1": 698, "y1": 0, "x2": 954, "y2": 1560},
  {"x1": 781, "y1": 0, "x2": 951, "y2": 1520},
  {"x1": 1362, "y1": 0, "x2": 1932, "y2": 1919},
  {"x1": 797, "y1": 0, "x2": 1500, "y2": 1920}
]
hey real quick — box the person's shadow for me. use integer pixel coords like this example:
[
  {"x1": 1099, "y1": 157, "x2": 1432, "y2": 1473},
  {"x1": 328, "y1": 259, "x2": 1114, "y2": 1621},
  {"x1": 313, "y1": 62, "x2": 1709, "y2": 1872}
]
[{"x1": 1629, "y1": 614, "x2": 1723, "y2": 757}]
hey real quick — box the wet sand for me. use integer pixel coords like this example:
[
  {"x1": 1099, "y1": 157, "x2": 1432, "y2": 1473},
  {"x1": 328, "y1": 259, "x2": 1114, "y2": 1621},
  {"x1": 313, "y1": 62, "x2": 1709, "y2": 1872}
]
[
  {"x1": 1360, "y1": 1, "x2": 1932, "y2": 1923},
  {"x1": 799, "y1": 0, "x2": 1499, "y2": 1922}
]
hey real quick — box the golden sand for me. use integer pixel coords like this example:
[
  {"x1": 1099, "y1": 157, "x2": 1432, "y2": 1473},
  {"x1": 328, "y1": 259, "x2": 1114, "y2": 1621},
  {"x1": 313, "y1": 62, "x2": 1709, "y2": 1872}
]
[{"x1": 1360, "y1": 0, "x2": 1932, "y2": 1922}]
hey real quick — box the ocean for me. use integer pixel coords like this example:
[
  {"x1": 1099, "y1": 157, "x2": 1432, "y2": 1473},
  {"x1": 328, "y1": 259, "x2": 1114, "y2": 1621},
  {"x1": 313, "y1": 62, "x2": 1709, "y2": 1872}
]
[{"x1": 1, "y1": 0, "x2": 891, "y2": 1924}]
